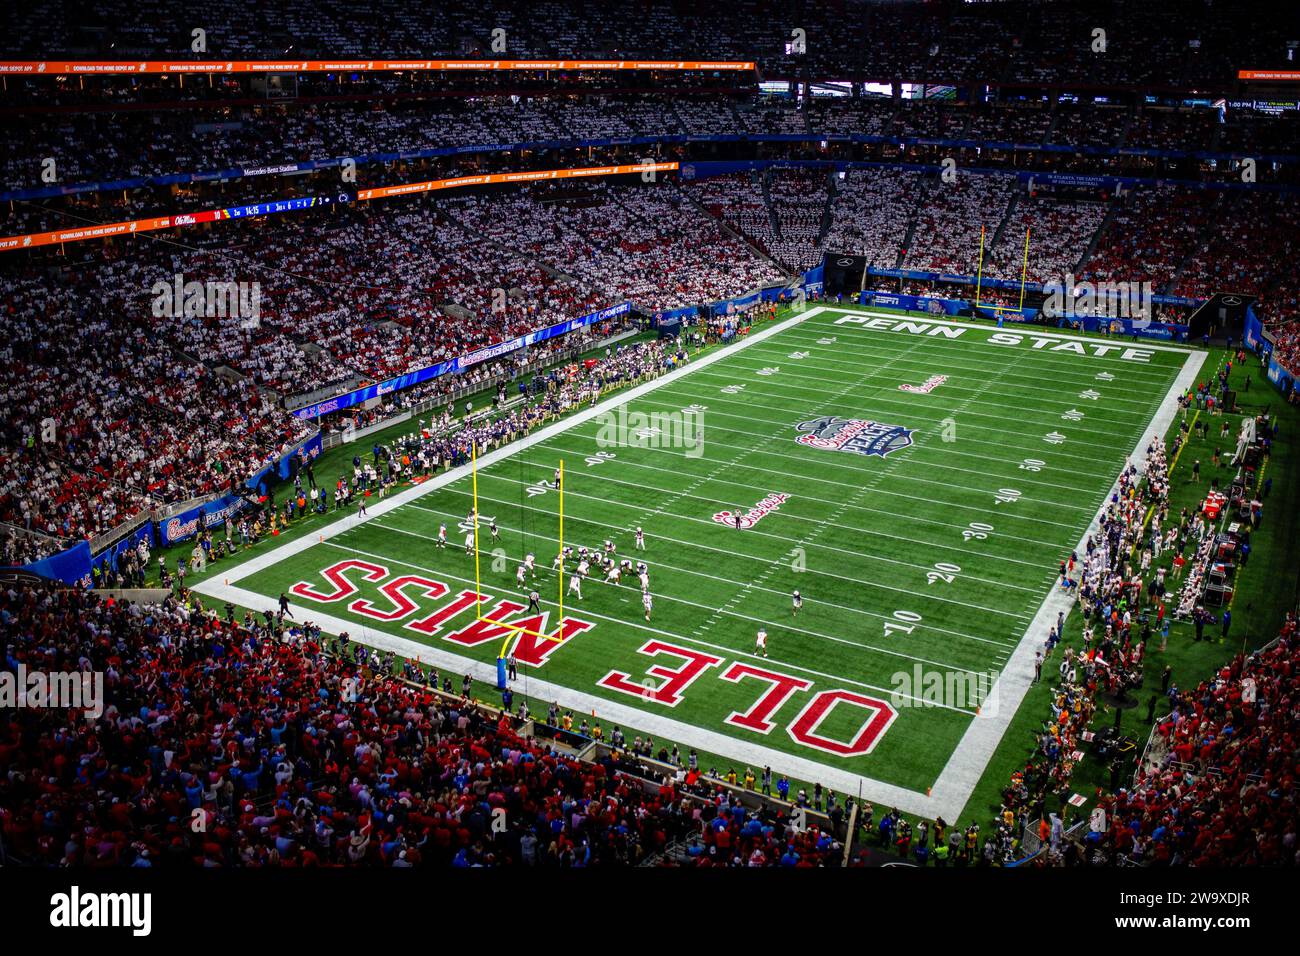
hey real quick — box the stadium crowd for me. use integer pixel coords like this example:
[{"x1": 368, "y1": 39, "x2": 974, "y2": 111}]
[
  {"x1": 4, "y1": 0, "x2": 1291, "y2": 89},
  {"x1": 0, "y1": 581, "x2": 845, "y2": 867},
  {"x1": 1090, "y1": 616, "x2": 1300, "y2": 865}
]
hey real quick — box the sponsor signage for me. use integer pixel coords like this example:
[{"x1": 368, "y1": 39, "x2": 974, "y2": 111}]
[
  {"x1": 794, "y1": 416, "x2": 915, "y2": 458},
  {"x1": 0, "y1": 59, "x2": 755, "y2": 75}
]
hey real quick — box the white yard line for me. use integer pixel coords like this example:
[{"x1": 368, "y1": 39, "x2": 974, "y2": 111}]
[
  {"x1": 668, "y1": 370, "x2": 1160, "y2": 433},
  {"x1": 196, "y1": 307, "x2": 815, "y2": 589},
  {"x1": 203, "y1": 580, "x2": 943, "y2": 816},
  {"x1": 320, "y1": 535, "x2": 992, "y2": 687},
  {"x1": 193, "y1": 305, "x2": 1207, "y2": 823},
  {"x1": 759, "y1": 331, "x2": 1181, "y2": 385},
  {"x1": 470, "y1": 465, "x2": 1070, "y2": 564},
  {"x1": 533, "y1": 437, "x2": 1084, "y2": 545},
  {"x1": 926, "y1": 345, "x2": 1206, "y2": 821},
  {"x1": 714, "y1": 354, "x2": 1169, "y2": 412}
]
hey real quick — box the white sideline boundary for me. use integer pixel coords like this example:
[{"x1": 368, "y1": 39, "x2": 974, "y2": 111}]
[
  {"x1": 928, "y1": 346, "x2": 1205, "y2": 818},
  {"x1": 197, "y1": 306, "x2": 813, "y2": 586},
  {"x1": 194, "y1": 305, "x2": 1205, "y2": 822}
]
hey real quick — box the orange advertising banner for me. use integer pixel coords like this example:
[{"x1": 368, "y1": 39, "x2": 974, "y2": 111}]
[
  {"x1": 353, "y1": 162, "x2": 680, "y2": 201},
  {"x1": 0, "y1": 59, "x2": 754, "y2": 75},
  {"x1": 0, "y1": 162, "x2": 680, "y2": 251},
  {"x1": 1237, "y1": 70, "x2": 1300, "y2": 81}
]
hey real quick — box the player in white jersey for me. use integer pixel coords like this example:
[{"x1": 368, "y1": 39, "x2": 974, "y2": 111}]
[
  {"x1": 516, "y1": 564, "x2": 527, "y2": 587},
  {"x1": 635, "y1": 527, "x2": 645, "y2": 550},
  {"x1": 524, "y1": 552, "x2": 536, "y2": 577},
  {"x1": 792, "y1": 590, "x2": 802, "y2": 616},
  {"x1": 553, "y1": 467, "x2": 562, "y2": 489},
  {"x1": 576, "y1": 557, "x2": 591, "y2": 578},
  {"x1": 642, "y1": 589, "x2": 653, "y2": 621},
  {"x1": 464, "y1": 531, "x2": 474, "y2": 554},
  {"x1": 437, "y1": 524, "x2": 447, "y2": 548},
  {"x1": 604, "y1": 561, "x2": 621, "y2": 585},
  {"x1": 567, "y1": 573, "x2": 583, "y2": 600},
  {"x1": 755, "y1": 628, "x2": 768, "y2": 658},
  {"x1": 637, "y1": 568, "x2": 650, "y2": 591}
]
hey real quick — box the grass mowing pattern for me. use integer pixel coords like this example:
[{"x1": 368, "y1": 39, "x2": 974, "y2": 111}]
[{"x1": 224, "y1": 308, "x2": 1189, "y2": 800}]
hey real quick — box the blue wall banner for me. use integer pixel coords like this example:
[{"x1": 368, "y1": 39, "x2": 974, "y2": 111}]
[
  {"x1": 94, "y1": 522, "x2": 156, "y2": 574},
  {"x1": 160, "y1": 493, "x2": 254, "y2": 546},
  {"x1": 278, "y1": 433, "x2": 323, "y2": 480},
  {"x1": 1267, "y1": 355, "x2": 1295, "y2": 394},
  {"x1": 861, "y1": 291, "x2": 965, "y2": 315},
  {"x1": 1243, "y1": 305, "x2": 1265, "y2": 352},
  {"x1": 858, "y1": 289, "x2": 1187, "y2": 339},
  {"x1": 20, "y1": 540, "x2": 94, "y2": 588},
  {"x1": 291, "y1": 301, "x2": 632, "y2": 419}
]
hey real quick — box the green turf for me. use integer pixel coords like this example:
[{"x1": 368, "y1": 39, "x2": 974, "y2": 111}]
[
  {"x1": 207, "y1": 306, "x2": 1194, "y2": 802},
  {"x1": 960, "y1": 343, "x2": 1300, "y2": 829}
]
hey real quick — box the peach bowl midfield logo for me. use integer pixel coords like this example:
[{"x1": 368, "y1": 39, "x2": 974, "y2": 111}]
[{"x1": 794, "y1": 416, "x2": 914, "y2": 458}]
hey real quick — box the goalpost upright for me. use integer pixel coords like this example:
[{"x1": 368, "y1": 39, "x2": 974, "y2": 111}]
[
  {"x1": 974, "y1": 224, "x2": 1032, "y2": 318},
  {"x1": 468, "y1": 441, "x2": 566, "y2": 671}
]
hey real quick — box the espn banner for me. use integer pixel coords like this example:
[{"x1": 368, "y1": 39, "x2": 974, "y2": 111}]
[
  {"x1": 0, "y1": 59, "x2": 754, "y2": 75},
  {"x1": 0, "y1": 162, "x2": 678, "y2": 252}
]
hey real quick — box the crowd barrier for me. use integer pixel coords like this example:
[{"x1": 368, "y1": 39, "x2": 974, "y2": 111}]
[
  {"x1": 856, "y1": 287, "x2": 1190, "y2": 340},
  {"x1": 1244, "y1": 305, "x2": 1297, "y2": 397},
  {"x1": 290, "y1": 301, "x2": 633, "y2": 420}
]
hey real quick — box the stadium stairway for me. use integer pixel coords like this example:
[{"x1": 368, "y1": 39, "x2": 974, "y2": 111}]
[
  {"x1": 1075, "y1": 197, "x2": 1120, "y2": 275},
  {"x1": 895, "y1": 178, "x2": 928, "y2": 270},
  {"x1": 816, "y1": 168, "x2": 837, "y2": 248},
  {"x1": 1164, "y1": 192, "x2": 1235, "y2": 295},
  {"x1": 1114, "y1": 110, "x2": 1137, "y2": 150},
  {"x1": 760, "y1": 169, "x2": 781, "y2": 242},
  {"x1": 673, "y1": 179, "x2": 787, "y2": 275},
  {"x1": 1040, "y1": 105, "x2": 1064, "y2": 146},
  {"x1": 987, "y1": 189, "x2": 1020, "y2": 259}
]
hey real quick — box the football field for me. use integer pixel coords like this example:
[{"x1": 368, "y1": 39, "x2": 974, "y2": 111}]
[{"x1": 196, "y1": 306, "x2": 1203, "y2": 819}]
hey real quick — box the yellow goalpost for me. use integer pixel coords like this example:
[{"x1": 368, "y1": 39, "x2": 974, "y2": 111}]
[
  {"x1": 974, "y1": 224, "x2": 1032, "y2": 318},
  {"x1": 468, "y1": 441, "x2": 567, "y2": 666}
]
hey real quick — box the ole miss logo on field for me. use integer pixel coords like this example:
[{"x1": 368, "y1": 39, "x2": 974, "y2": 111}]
[{"x1": 794, "y1": 415, "x2": 915, "y2": 458}]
